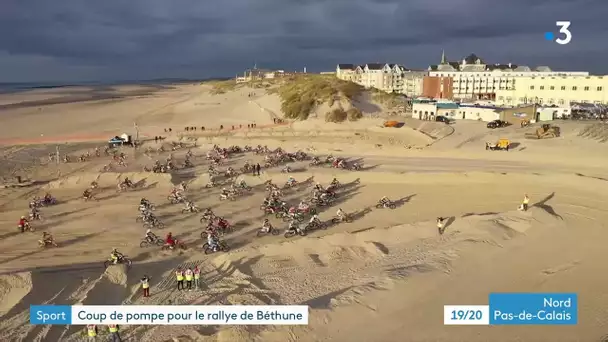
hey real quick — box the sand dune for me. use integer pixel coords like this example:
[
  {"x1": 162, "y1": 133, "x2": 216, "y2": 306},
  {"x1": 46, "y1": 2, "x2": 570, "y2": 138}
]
[{"x1": 0, "y1": 84, "x2": 607, "y2": 341}]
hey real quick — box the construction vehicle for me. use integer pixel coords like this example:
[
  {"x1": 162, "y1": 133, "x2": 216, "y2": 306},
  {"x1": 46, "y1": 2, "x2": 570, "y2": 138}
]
[
  {"x1": 485, "y1": 138, "x2": 510, "y2": 151},
  {"x1": 525, "y1": 124, "x2": 560, "y2": 139}
]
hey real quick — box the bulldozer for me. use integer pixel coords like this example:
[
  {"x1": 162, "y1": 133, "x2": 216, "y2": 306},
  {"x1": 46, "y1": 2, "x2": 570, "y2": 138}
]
[{"x1": 525, "y1": 124, "x2": 560, "y2": 139}]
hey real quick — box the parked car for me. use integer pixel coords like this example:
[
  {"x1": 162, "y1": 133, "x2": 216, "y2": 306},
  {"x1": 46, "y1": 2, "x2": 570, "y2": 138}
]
[
  {"x1": 487, "y1": 120, "x2": 510, "y2": 129},
  {"x1": 436, "y1": 116, "x2": 452, "y2": 124}
]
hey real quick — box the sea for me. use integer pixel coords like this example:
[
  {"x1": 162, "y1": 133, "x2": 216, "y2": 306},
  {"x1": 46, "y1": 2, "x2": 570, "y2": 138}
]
[{"x1": 0, "y1": 77, "x2": 229, "y2": 94}]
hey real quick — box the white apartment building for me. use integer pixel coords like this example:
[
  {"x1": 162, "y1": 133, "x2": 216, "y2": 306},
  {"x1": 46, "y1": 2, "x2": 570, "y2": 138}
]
[
  {"x1": 494, "y1": 75, "x2": 608, "y2": 106},
  {"x1": 336, "y1": 63, "x2": 426, "y2": 97},
  {"x1": 428, "y1": 51, "x2": 588, "y2": 100}
]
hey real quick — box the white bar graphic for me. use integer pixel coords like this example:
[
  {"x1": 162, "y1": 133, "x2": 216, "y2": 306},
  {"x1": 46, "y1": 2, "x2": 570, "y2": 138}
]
[{"x1": 71, "y1": 305, "x2": 308, "y2": 325}]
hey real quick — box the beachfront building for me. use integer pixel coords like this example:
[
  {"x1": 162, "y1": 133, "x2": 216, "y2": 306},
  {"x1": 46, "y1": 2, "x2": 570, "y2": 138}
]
[
  {"x1": 412, "y1": 99, "x2": 540, "y2": 123},
  {"x1": 427, "y1": 51, "x2": 588, "y2": 101},
  {"x1": 236, "y1": 66, "x2": 287, "y2": 83},
  {"x1": 494, "y1": 75, "x2": 608, "y2": 106},
  {"x1": 336, "y1": 63, "x2": 427, "y2": 97}
]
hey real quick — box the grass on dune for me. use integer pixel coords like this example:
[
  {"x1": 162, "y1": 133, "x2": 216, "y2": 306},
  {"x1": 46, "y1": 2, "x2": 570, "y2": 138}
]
[{"x1": 273, "y1": 74, "x2": 364, "y2": 121}]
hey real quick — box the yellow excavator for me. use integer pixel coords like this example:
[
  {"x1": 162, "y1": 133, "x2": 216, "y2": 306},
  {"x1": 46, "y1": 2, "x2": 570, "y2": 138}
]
[{"x1": 525, "y1": 124, "x2": 560, "y2": 139}]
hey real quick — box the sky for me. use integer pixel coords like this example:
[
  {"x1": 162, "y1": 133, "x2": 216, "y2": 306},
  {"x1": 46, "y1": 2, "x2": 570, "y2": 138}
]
[{"x1": 1, "y1": 0, "x2": 607, "y2": 83}]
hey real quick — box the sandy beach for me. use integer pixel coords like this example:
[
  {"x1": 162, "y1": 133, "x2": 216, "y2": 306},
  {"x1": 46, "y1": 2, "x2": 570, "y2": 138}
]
[{"x1": 0, "y1": 83, "x2": 607, "y2": 342}]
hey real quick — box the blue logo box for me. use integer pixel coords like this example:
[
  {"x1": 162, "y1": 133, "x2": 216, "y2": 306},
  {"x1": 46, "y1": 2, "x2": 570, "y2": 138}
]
[
  {"x1": 489, "y1": 293, "x2": 577, "y2": 325},
  {"x1": 30, "y1": 305, "x2": 72, "y2": 325}
]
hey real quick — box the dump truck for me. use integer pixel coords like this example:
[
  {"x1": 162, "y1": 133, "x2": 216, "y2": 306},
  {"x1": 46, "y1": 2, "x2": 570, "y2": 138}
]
[{"x1": 525, "y1": 124, "x2": 560, "y2": 139}]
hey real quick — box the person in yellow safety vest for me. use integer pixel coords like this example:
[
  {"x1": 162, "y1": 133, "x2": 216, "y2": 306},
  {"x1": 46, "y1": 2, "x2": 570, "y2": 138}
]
[
  {"x1": 193, "y1": 266, "x2": 201, "y2": 289},
  {"x1": 86, "y1": 324, "x2": 97, "y2": 341},
  {"x1": 108, "y1": 324, "x2": 121, "y2": 342},
  {"x1": 522, "y1": 194, "x2": 530, "y2": 211},
  {"x1": 176, "y1": 268, "x2": 185, "y2": 291},
  {"x1": 185, "y1": 267, "x2": 193, "y2": 291},
  {"x1": 141, "y1": 275, "x2": 150, "y2": 298}
]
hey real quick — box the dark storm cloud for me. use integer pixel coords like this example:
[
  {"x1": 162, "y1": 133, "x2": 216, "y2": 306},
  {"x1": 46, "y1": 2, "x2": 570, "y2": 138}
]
[{"x1": 0, "y1": 0, "x2": 607, "y2": 82}]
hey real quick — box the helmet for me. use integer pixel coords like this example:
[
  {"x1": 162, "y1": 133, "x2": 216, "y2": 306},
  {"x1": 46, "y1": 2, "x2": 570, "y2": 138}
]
[
  {"x1": 168, "y1": 232, "x2": 172, "y2": 236},
  {"x1": 146, "y1": 229, "x2": 152, "y2": 234},
  {"x1": 21, "y1": 216, "x2": 25, "y2": 219},
  {"x1": 264, "y1": 219, "x2": 269, "y2": 223},
  {"x1": 112, "y1": 248, "x2": 117, "y2": 252}
]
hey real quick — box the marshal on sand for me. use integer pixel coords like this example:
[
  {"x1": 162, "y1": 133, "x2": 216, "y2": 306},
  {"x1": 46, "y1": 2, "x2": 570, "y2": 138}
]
[{"x1": 0, "y1": 77, "x2": 607, "y2": 342}]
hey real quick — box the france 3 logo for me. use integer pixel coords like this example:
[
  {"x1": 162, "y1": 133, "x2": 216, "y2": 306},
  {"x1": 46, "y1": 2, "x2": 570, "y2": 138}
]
[{"x1": 545, "y1": 21, "x2": 571, "y2": 45}]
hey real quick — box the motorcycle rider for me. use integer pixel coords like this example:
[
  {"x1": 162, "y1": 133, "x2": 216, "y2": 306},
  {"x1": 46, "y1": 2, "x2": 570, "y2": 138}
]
[
  {"x1": 140, "y1": 197, "x2": 150, "y2": 207},
  {"x1": 30, "y1": 206, "x2": 41, "y2": 220},
  {"x1": 379, "y1": 196, "x2": 390, "y2": 205},
  {"x1": 122, "y1": 177, "x2": 133, "y2": 188},
  {"x1": 44, "y1": 193, "x2": 54, "y2": 204},
  {"x1": 145, "y1": 229, "x2": 157, "y2": 243},
  {"x1": 330, "y1": 178, "x2": 339, "y2": 187},
  {"x1": 207, "y1": 231, "x2": 219, "y2": 252},
  {"x1": 83, "y1": 188, "x2": 93, "y2": 199},
  {"x1": 165, "y1": 232, "x2": 177, "y2": 249},
  {"x1": 337, "y1": 159, "x2": 346, "y2": 169},
  {"x1": 309, "y1": 214, "x2": 320, "y2": 225},
  {"x1": 217, "y1": 217, "x2": 229, "y2": 231},
  {"x1": 336, "y1": 208, "x2": 346, "y2": 221},
  {"x1": 41, "y1": 231, "x2": 54, "y2": 245},
  {"x1": 18, "y1": 215, "x2": 29, "y2": 231},
  {"x1": 282, "y1": 165, "x2": 291, "y2": 172},
  {"x1": 314, "y1": 182, "x2": 324, "y2": 192},
  {"x1": 287, "y1": 220, "x2": 299, "y2": 233},
  {"x1": 110, "y1": 248, "x2": 124, "y2": 264},
  {"x1": 202, "y1": 208, "x2": 214, "y2": 220},
  {"x1": 287, "y1": 176, "x2": 296, "y2": 185},
  {"x1": 261, "y1": 219, "x2": 273, "y2": 233},
  {"x1": 184, "y1": 200, "x2": 196, "y2": 212},
  {"x1": 238, "y1": 179, "x2": 248, "y2": 189}
]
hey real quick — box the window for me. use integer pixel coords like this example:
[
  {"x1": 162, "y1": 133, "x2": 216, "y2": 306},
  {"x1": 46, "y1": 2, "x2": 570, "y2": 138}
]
[
  {"x1": 561, "y1": 86, "x2": 566, "y2": 90},
  {"x1": 572, "y1": 86, "x2": 577, "y2": 90},
  {"x1": 584, "y1": 86, "x2": 589, "y2": 91},
  {"x1": 498, "y1": 96, "x2": 504, "y2": 100},
  {"x1": 540, "y1": 86, "x2": 544, "y2": 90},
  {"x1": 598, "y1": 87, "x2": 603, "y2": 91},
  {"x1": 530, "y1": 86, "x2": 535, "y2": 90},
  {"x1": 558, "y1": 99, "x2": 564, "y2": 105},
  {"x1": 550, "y1": 86, "x2": 555, "y2": 90}
]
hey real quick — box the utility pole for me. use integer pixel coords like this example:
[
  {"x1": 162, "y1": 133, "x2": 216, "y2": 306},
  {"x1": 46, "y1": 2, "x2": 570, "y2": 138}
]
[
  {"x1": 55, "y1": 145, "x2": 59, "y2": 165},
  {"x1": 134, "y1": 122, "x2": 139, "y2": 143}
]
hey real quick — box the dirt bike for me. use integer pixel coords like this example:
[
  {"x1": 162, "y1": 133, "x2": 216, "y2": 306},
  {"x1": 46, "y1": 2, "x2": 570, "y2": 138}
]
[
  {"x1": 205, "y1": 182, "x2": 218, "y2": 188},
  {"x1": 19, "y1": 223, "x2": 35, "y2": 233},
  {"x1": 284, "y1": 226, "x2": 307, "y2": 238},
  {"x1": 257, "y1": 226, "x2": 280, "y2": 237},
  {"x1": 283, "y1": 181, "x2": 298, "y2": 189},
  {"x1": 143, "y1": 218, "x2": 166, "y2": 229},
  {"x1": 29, "y1": 212, "x2": 43, "y2": 221},
  {"x1": 162, "y1": 242, "x2": 187, "y2": 251},
  {"x1": 181, "y1": 207, "x2": 200, "y2": 214},
  {"x1": 104, "y1": 255, "x2": 132, "y2": 269},
  {"x1": 309, "y1": 160, "x2": 321, "y2": 167},
  {"x1": 199, "y1": 213, "x2": 216, "y2": 223},
  {"x1": 38, "y1": 239, "x2": 58, "y2": 248},
  {"x1": 140, "y1": 236, "x2": 164, "y2": 247},
  {"x1": 350, "y1": 163, "x2": 362, "y2": 171},
  {"x1": 282, "y1": 213, "x2": 304, "y2": 223},
  {"x1": 117, "y1": 183, "x2": 132, "y2": 192},
  {"x1": 376, "y1": 201, "x2": 396, "y2": 209},
  {"x1": 332, "y1": 215, "x2": 352, "y2": 224},
  {"x1": 83, "y1": 194, "x2": 98, "y2": 202},
  {"x1": 203, "y1": 240, "x2": 230, "y2": 254},
  {"x1": 219, "y1": 193, "x2": 236, "y2": 201},
  {"x1": 311, "y1": 197, "x2": 333, "y2": 207},
  {"x1": 297, "y1": 206, "x2": 317, "y2": 215},
  {"x1": 281, "y1": 167, "x2": 291, "y2": 173},
  {"x1": 167, "y1": 195, "x2": 185, "y2": 204},
  {"x1": 305, "y1": 220, "x2": 327, "y2": 231}
]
